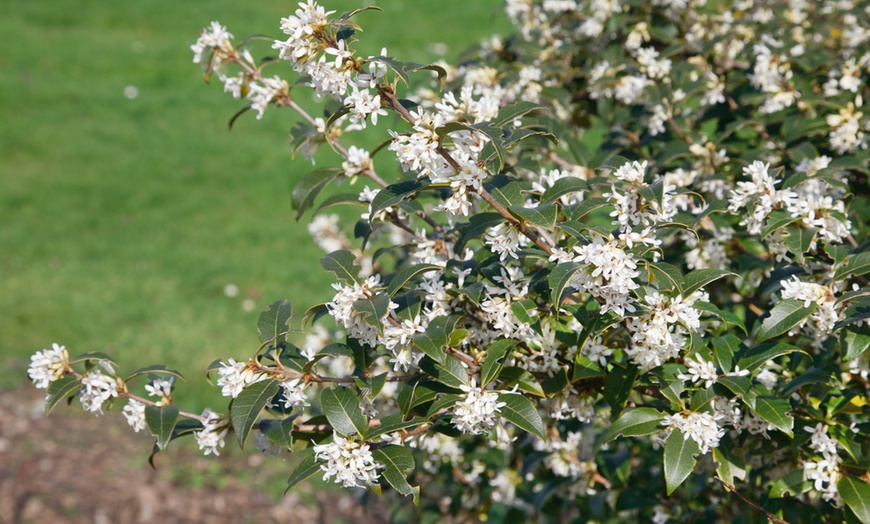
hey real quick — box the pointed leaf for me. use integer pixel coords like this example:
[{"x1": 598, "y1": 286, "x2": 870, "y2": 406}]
[
  {"x1": 45, "y1": 375, "x2": 80, "y2": 415},
  {"x1": 498, "y1": 366, "x2": 545, "y2": 397},
  {"x1": 834, "y1": 252, "x2": 870, "y2": 281},
  {"x1": 682, "y1": 269, "x2": 736, "y2": 298},
  {"x1": 756, "y1": 298, "x2": 817, "y2": 342},
  {"x1": 549, "y1": 262, "x2": 584, "y2": 310},
  {"x1": 321, "y1": 386, "x2": 368, "y2": 438},
  {"x1": 286, "y1": 449, "x2": 321, "y2": 492},
  {"x1": 752, "y1": 396, "x2": 793, "y2": 437},
  {"x1": 497, "y1": 393, "x2": 546, "y2": 439},
  {"x1": 369, "y1": 179, "x2": 428, "y2": 223},
  {"x1": 540, "y1": 177, "x2": 589, "y2": 204},
  {"x1": 604, "y1": 364, "x2": 639, "y2": 421},
  {"x1": 321, "y1": 250, "x2": 360, "y2": 285},
  {"x1": 492, "y1": 101, "x2": 547, "y2": 128},
  {"x1": 259, "y1": 417, "x2": 295, "y2": 449},
  {"x1": 373, "y1": 445, "x2": 420, "y2": 504},
  {"x1": 291, "y1": 167, "x2": 341, "y2": 219},
  {"x1": 841, "y1": 325, "x2": 870, "y2": 362},
  {"x1": 387, "y1": 264, "x2": 442, "y2": 297},
  {"x1": 736, "y1": 342, "x2": 807, "y2": 372},
  {"x1": 839, "y1": 477, "x2": 870, "y2": 524},
  {"x1": 232, "y1": 380, "x2": 279, "y2": 448},
  {"x1": 367, "y1": 415, "x2": 428, "y2": 439},
  {"x1": 145, "y1": 405, "x2": 180, "y2": 451},
  {"x1": 418, "y1": 355, "x2": 468, "y2": 389},
  {"x1": 258, "y1": 299, "x2": 292, "y2": 345},
  {"x1": 760, "y1": 210, "x2": 802, "y2": 239},
  {"x1": 480, "y1": 339, "x2": 519, "y2": 386},
  {"x1": 605, "y1": 407, "x2": 665, "y2": 442},
  {"x1": 664, "y1": 429, "x2": 699, "y2": 495},
  {"x1": 125, "y1": 365, "x2": 185, "y2": 382},
  {"x1": 507, "y1": 203, "x2": 558, "y2": 230}
]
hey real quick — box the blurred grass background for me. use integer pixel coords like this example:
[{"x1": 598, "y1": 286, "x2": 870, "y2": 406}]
[{"x1": 0, "y1": 0, "x2": 511, "y2": 411}]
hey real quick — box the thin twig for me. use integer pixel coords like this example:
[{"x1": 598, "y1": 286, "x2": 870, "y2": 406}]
[{"x1": 713, "y1": 477, "x2": 790, "y2": 524}]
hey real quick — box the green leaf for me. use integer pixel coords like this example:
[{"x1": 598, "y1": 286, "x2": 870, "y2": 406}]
[
  {"x1": 125, "y1": 365, "x2": 185, "y2": 382},
  {"x1": 711, "y1": 334, "x2": 742, "y2": 373},
  {"x1": 492, "y1": 101, "x2": 547, "y2": 128},
  {"x1": 785, "y1": 226, "x2": 817, "y2": 260},
  {"x1": 480, "y1": 339, "x2": 519, "y2": 387},
  {"x1": 839, "y1": 477, "x2": 870, "y2": 524},
  {"x1": 682, "y1": 269, "x2": 736, "y2": 298},
  {"x1": 473, "y1": 122, "x2": 508, "y2": 172},
  {"x1": 497, "y1": 393, "x2": 546, "y2": 439},
  {"x1": 387, "y1": 264, "x2": 442, "y2": 297},
  {"x1": 369, "y1": 55, "x2": 410, "y2": 86},
  {"x1": 45, "y1": 375, "x2": 80, "y2": 415},
  {"x1": 508, "y1": 203, "x2": 558, "y2": 230},
  {"x1": 369, "y1": 179, "x2": 428, "y2": 223},
  {"x1": 694, "y1": 301, "x2": 747, "y2": 334},
  {"x1": 320, "y1": 250, "x2": 360, "y2": 285},
  {"x1": 372, "y1": 445, "x2": 420, "y2": 504},
  {"x1": 286, "y1": 449, "x2": 321, "y2": 492},
  {"x1": 338, "y1": 5, "x2": 383, "y2": 21},
  {"x1": 291, "y1": 167, "x2": 341, "y2": 220},
  {"x1": 484, "y1": 175, "x2": 528, "y2": 207},
  {"x1": 834, "y1": 252, "x2": 870, "y2": 281},
  {"x1": 426, "y1": 393, "x2": 462, "y2": 418},
  {"x1": 314, "y1": 192, "x2": 367, "y2": 215},
  {"x1": 418, "y1": 355, "x2": 468, "y2": 389},
  {"x1": 760, "y1": 210, "x2": 802, "y2": 239},
  {"x1": 647, "y1": 262, "x2": 684, "y2": 294},
  {"x1": 755, "y1": 299, "x2": 817, "y2": 342},
  {"x1": 736, "y1": 342, "x2": 807, "y2": 372},
  {"x1": 68, "y1": 351, "x2": 116, "y2": 365},
  {"x1": 637, "y1": 179, "x2": 665, "y2": 210},
  {"x1": 498, "y1": 366, "x2": 545, "y2": 397},
  {"x1": 405, "y1": 62, "x2": 448, "y2": 89},
  {"x1": 664, "y1": 429, "x2": 699, "y2": 495},
  {"x1": 713, "y1": 444, "x2": 746, "y2": 486},
  {"x1": 413, "y1": 324, "x2": 449, "y2": 364},
  {"x1": 548, "y1": 262, "x2": 584, "y2": 310},
  {"x1": 603, "y1": 364, "x2": 639, "y2": 421},
  {"x1": 769, "y1": 469, "x2": 811, "y2": 498},
  {"x1": 232, "y1": 380, "x2": 280, "y2": 448},
  {"x1": 569, "y1": 196, "x2": 611, "y2": 221},
  {"x1": 321, "y1": 387, "x2": 368, "y2": 438},
  {"x1": 257, "y1": 299, "x2": 292, "y2": 345},
  {"x1": 540, "y1": 177, "x2": 589, "y2": 204},
  {"x1": 259, "y1": 417, "x2": 295, "y2": 449},
  {"x1": 145, "y1": 405, "x2": 180, "y2": 451},
  {"x1": 605, "y1": 407, "x2": 665, "y2": 442},
  {"x1": 841, "y1": 325, "x2": 870, "y2": 362},
  {"x1": 752, "y1": 396, "x2": 793, "y2": 437}
]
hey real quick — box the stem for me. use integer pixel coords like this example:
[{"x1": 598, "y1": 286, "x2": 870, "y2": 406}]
[
  {"x1": 119, "y1": 391, "x2": 207, "y2": 423},
  {"x1": 713, "y1": 477, "x2": 791, "y2": 524}
]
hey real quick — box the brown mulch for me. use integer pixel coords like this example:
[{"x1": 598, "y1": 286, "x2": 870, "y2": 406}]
[{"x1": 0, "y1": 385, "x2": 388, "y2": 524}]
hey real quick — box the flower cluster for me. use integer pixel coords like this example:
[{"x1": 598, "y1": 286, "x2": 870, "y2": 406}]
[
  {"x1": 451, "y1": 381, "x2": 507, "y2": 435},
  {"x1": 313, "y1": 432, "x2": 380, "y2": 488}
]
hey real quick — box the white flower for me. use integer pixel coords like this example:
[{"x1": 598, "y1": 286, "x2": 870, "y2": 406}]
[
  {"x1": 452, "y1": 380, "x2": 507, "y2": 435},
  {"x1": 28, "y1": 343, "x2": 70, "y2": 389},
  {"x1": 278, "y1": 378, "x2": 310, "y2": 409},
  {"x1": 343, "y1": 86, "x2": 387, "y2": 128},
  {"x1": 216, "y1": 358, "x2": 268, "y2": 398},
  {"x1": 341, "y1": 146, "x2": 372, "y2": 177},
  {"x1": 485, "y1": 222, "x2": 525, "y2": 261},
  {"x1": 662, "y1": 410, "x2": 724, "y2": 455},
  {"x1": 79, "y1": 369, "x2": 120, "y2": 415},
  {"x1": 313, "y1": 432, "x2": 380, "y2": 488},
  {"x1": 145, "y1": 377, "x2": 174, "y2": 406},
  {"x1": 677, "y1": 354, "x2": 719, "y2": 388},
  {"x1": 122, "y1": 399, "x2": 147, "y2": 433},
  {"x1": 194, "y1": 409, "x2": 228, "y2": 456}
]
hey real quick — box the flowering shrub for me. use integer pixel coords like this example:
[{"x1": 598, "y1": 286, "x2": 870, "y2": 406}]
[{"x1": 30, "y1": 1, "x2": 870, "y2": 522}]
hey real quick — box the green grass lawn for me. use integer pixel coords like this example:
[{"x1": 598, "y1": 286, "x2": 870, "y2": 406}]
[{"x1": 0, "y1": 0, "x2": 511, "y2": 410}]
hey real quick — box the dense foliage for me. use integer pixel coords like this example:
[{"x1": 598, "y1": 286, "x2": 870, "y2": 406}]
[{"x1": 30, "y1": 1, "x2": 870, "y2": 522}]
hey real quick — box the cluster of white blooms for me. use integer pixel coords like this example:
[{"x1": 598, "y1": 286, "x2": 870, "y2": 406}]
[
  {"x1": 625, "y1": 291, "x2": 703, "y2": 371},
  {"x1": 780, "y1": 276, "x2": 840, "y2": 336},
  {"x1": 122, "y1": 399, "x2": 147, "y2": 433},
  {"x1": 728, "y1": 161, "x2": 796, "y2": 235},
  {"x1": 748, "y1": 39, "x2": 799, "y2": 114},
  {"x1": 536, "y1": 431, "x2": 588, "y2": 479},
  {"x1": 28, "y1": 343, "x2": 70, "y2": 389},
  {"x1": 194, "y1": 409, "x2": 228, "y2": 456},
  {"x1": 677, "y1": 354, "x2": 719, "y2": 388},
  {"x1": 789, "y1": 157, "x2": 853, "y2": 244},
  {"x1": 802, "y1": 424, "x2": 842, "y2": 503},
  {"x1": 278, "y1": 378, "x2": 309, "y2": 409},
  {"x1": 452, "y1": 380, "x2": 507, "y2": 435},
  {"x1": 144, "y1": 377, "x2": 174, "y2": 406},
  {"x1": 383, "y1": 314, "x2": 426, "y2": 371},
  {"x1": 313, "y1": 432, "x2": 380, "y2": 488},
  {"x1": 485, "y1": 222, "x2": 526, "y2": 261},
  {"x1": 566, "y1": 236, "x2": 641, "y2": 316},
  {"x1": 190, "y1": 21, "x2": 235, "y2": 67},
  {"x1": 79, "y1": 369, "x2": 120, "y2": 414},
  {"x1": 341, "y1": 146, "x2": 372, "y2": 177},
  {"x1": 308, "y1": 214, "x2": 349, "y2": 253},
  {"x1": 827, "y1": 100, "x2": 866, "y2": 155},
  {"x1": 216, "y1": 358, "x2": 268, "y2": 398},
  {"x1": 327, "y1": 275, "x2": 397, "y2": 347},
  {"x1": 662, "y1": 411, "x2": 725, "y2": 455}
]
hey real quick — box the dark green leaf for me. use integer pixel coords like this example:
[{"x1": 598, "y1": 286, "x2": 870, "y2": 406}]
[
  {"x1": 647, "y1": 262, "x2": 684, "y2": 294},
  {"x1": 286, "y1": 449, "x2": 320, "y2": 492},
  {"x1": 498, "y1": 366, "x2": 545, "y2": 397},
  {"x1": 387, "y1": 264, "x2": 441, "y2": 297},
  {"x1": 125, "y1": 365, "x2": 185, "y2": 382},
  {"x1": 713, "y1": 444, "x2": 746, "y2": 486},
  {"x1": 540, "y1": 176, "x2": 589, "y2": 205},
  {"x1": 373, "y1": 445, "x2": 420, "y2": 504},
  {"x1": 841, "y1": 325, "x2": 870, "y2": 362},
  {"x1": 257, "y1": 299, "x2": 292, "y2": 345},
  {"x1": 367, "y1": 414, "x2": 428, "y2": 439},
  {"x1": 352, "y1": 292, "x2": 390, "y2": 330},
  {"x1": 694, "y1": 301, "x2": 747, "y2": 334},
  {"x1": 145, "y1": 405, "x2": 180, "y2": 451},
  {"x1": 291, "y1": 167, "x2": 341, "y2": 220},
  {"x1": 838, "y1": 477, "x2": 870, "y2": 524},
  {"x1": 320, "y1": 250, "x2": 360, "y2": 285},
  {"x1": 548, "y1": 262, "x2": 584, "y2": 310},
  {"x1": 682, "y1": 269, "x2": 736, "y2": 298},
  {"x1": 321, "y1": 387, "x2": 368, "y2": 438},
  {"x1": 834, "y1": 252, "x2": 870, "y2": 281},
  {"x1": 769, "y1": 469, "x2": 811, "y2": 498},
  {"x1": 259, "y1": 417, "x2": 295, "y2": 449},
  {"x1": 604, "y1": 364, "x2": 639, "y2": 421},
  {"x1": 484, "y1": 175, "x2": 527, "y2": 207},
  {"x1": 508, "y1": 203, "x2": 558, "y2": 230},
  {"x1": 418, "y1": 355, "x2": 468, "y2": 389},
  {"x1": 45, "y1": 375, "x2": 80, "y2": 415},
  {"x1": 736, "y1": 342, "x2": 807, "y2": 372},
  {"x1": 492, "y1": 101, "x2": 547, "y2": 128},
  {"x1": 664, "y1": 429, "x2": 699, "y2": 495},
  {"x1": 752, "y1": 396, "x2": 793, "y2": 437},
  {"x1": 370, "y1": 55, "x2": 410, "y2": 86},
  {"x1": 314, "y1": 192, "x2": 367, "y2": 215},
  {"x1": 413, "y1": 324, "x2": 449, "y2": 364},
  {"x1": 232, "y1": 380, "x2": 280, "y2": 448},
  {"x1": 785, "y1": 226, "x2": 817, "y2": 260},
  {"x1": 68, "y1": 351, "x2": 116, "y2": 365},
  {"x1": 497, "y1": 393, "x2": 546, "y2": 439},
  {"x1": 756, "y1": 298, "x2": 817, "y2": 342},
  {"x1": 426, "y1": 393, "x2": 462, "y2": 418},
  {"x1": 480, "y1": 339, "x2": 519, "y2": 387},
  {"x1": 569, "y1": 196, "x2": 611, "y2": 221},
  {"x1": 605, "y1": 407, "x2": 665, "y2": 442},
  {"x1": 405, "y1": 62, "x2": 448, "y2": 89},
  {"x1": 369, "y1": 179, "x2": 428, "y2": 223},
  {"x1": 760, "y1": 210, "x2": 802, "y2": 239},
  {"x1": 711, "y1": 335, "x2": 742, "y2": 373}
]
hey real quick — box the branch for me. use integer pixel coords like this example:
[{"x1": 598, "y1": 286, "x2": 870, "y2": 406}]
[{"x1": 713, "y1": 477, "x2": 790, "y2": 524}]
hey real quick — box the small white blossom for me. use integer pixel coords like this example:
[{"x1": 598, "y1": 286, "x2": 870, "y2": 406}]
[
  {"x1": 122, "y1": 399, "x2": 147, "y2": 433},
  {"x1": 79, "y1": 369, "x2": 120, "y2": 415},
  {"x1": 452, "y1": 380, "x2": 507, "y2": 435},
  {"x1": 216, "y1": 358, "x2": 268, "y2": 398},
  {"x1": 313, "y1": 432, "x2": 380, "y2": 488},
  {"x1": 195, "y1": 409, "x2": 228, "y2": 456},
  {"x1": 28, "y1": 343, "x2": 70, "y2": 389}
]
